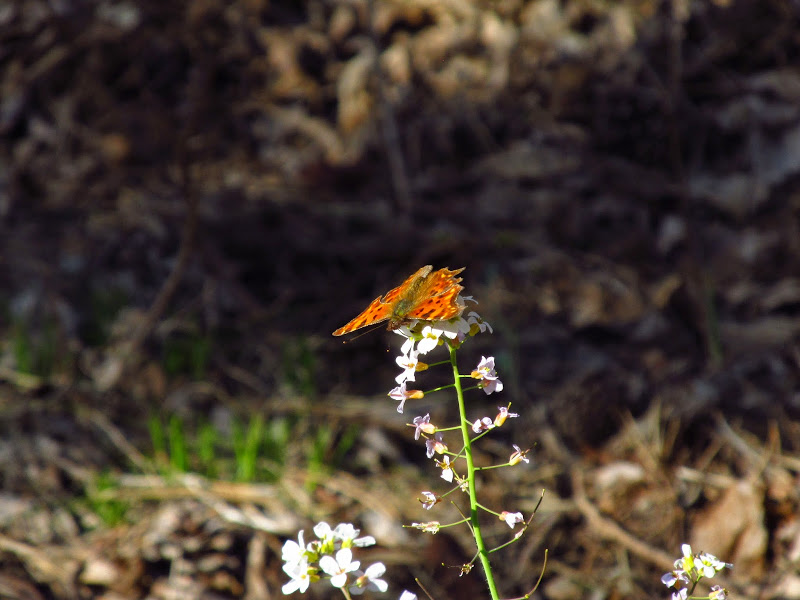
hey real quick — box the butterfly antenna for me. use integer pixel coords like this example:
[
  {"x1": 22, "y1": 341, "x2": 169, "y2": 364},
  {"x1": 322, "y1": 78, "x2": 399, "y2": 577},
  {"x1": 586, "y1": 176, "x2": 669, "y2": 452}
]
[
  {"x1": 341, "y1": 323, "x2": 384, "y2": 344},
  {"x1": 414, "y1": 578, "x2": 436, "y2": 600}
]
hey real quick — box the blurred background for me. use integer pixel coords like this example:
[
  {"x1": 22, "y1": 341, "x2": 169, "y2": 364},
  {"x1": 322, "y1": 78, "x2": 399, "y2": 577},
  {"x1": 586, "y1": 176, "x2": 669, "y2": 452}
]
[{"x1": 2, "y1": 0, "x2": 800, "y2": 598}]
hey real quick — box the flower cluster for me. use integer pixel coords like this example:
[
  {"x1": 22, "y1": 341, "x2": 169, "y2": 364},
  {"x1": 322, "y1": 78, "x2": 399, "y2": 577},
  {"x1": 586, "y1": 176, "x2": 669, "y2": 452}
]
[
  {"x1": 282, "y1": 522, "x2": 386, "y2": 595},
  {"x1": 661, "y1": 544, "x2": 732, "y2": 600},
  {"x1": 324, "y1": 271, "x2": 535, "y2": 599},
  {"x1": 387, "y1": 299, "x2": 496, "y2": 413},
  {"x1": 471, "y1": 355, "x2": 503, "y2": 394},
  {"x1": 387, "y1": 302, "x2": 531, "y2": 548}
]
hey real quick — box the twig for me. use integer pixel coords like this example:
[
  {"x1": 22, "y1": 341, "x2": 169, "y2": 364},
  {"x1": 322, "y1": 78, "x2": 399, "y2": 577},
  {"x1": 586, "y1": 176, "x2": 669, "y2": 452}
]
[
  {"x1": 77, "y1": 407, "x2": 152, "y2": 473},
  {"x1": 0, "y1": 534, "x2": 79, "y2": 597},
  {"x1": 128, "y1": 161, "x2": 198, "y2": 354},
  {"x1": 94, "y1": 159, "x2": 198, "y2": 391},
  {"x1": 570, "y1": 467, "x2": 675, "y2": 572},
  {"x1": 244, "y1": 531, "x2": 271, "y2": 600}
]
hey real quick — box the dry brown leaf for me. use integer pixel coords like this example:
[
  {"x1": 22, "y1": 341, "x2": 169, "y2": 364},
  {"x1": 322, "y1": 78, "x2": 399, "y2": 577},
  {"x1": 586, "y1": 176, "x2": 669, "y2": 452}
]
[{"x1": 690, "y1": 480, "x2": 767, "y2": 581}]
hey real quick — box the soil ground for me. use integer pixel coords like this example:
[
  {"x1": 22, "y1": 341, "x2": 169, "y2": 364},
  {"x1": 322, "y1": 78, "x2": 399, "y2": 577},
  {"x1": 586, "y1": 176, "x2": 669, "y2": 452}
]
[{"x1": 2, "y1": 1, "x2": 800, "y2": 599}]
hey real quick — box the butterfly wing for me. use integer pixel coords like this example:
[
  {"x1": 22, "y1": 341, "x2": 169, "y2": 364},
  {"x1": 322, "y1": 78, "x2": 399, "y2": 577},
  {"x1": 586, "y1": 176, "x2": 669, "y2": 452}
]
[
  {"x1": 403, "y1": 267, "x2": 465, "y2": 323},
  {"x1": 380, "y1": 265, "x2": 432, "y2": 305},
  {"x1": 332, "y1": 294, "x2": 394, "y2": 335},
  {"x1": 332, "y1": 266, "x2": 433, "y2": 336}
]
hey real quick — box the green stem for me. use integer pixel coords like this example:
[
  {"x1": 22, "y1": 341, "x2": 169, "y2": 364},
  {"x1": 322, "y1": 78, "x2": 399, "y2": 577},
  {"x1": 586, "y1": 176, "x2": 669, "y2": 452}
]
[{"x1": 449, "y1": 344, "x2": 500, "y2": 600}]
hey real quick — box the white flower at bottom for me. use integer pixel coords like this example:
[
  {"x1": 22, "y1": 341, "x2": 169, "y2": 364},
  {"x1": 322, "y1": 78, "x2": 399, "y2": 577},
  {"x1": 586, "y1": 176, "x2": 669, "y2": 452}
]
[
  {"x1": 425, "y1": 432, "x2": 447, "y2": 458},
  {"x1": 331, "y1": 523, "x2": 375, "y2": 548},
  {"x1": 412, "y1": 413, "x2": 435, "y2": 439},
  {"x1": 419, "y1": 491, "x2": 440, "y2": 510},
  {"x1": 416, "y1": 325, "x2": 444, "y2": 354},
  {"x1": 313, "y1": 521, "x2": 335, "y2": 545},
  {"x1": 709, "y1": 585, "x2": 728, "y2": 600},
  {"x1": 411, "y1": 521, "x2": 440, "y2": 533},
  {"x1": 698, "y1": 551, "x2": 732, "y2": 575},
  {"x1": 471, "y1": 356, "x2": 503, "y2": 395},
  {"x1": 282, "y1": 557, "x2": 312, "y2": 594},
  {"x1": 349, "y1": 562, "x2": 388, "y2": 595},
  {"x1": 319, "y1": 548, "x2": 359, "y2": 588},
  {"x1": 472, "y1": 417, "x2": 494, "y2": 433},
  {"x1": 395, "y1": 350, "x2": 420, "y2": 384},
  {"x1": 389, "y1": 383, "x2": 424, "y2": 413},
  {"x1": 281, "y1": 530, "x2": 306, "y2": 565},
  {"x1": 436, "y1": 455, "x2": 455, "y2": 482},
  {"x1": 499, "y1": 511, "x2": 524, "y2": 528},
  {"x1": 494, "y1": 406, "x2": 518, "y2": 427},
  {"x1": 509, "y1": 444, "x2": 530, "y2": 466},
  {"x1": 466, "y1": 310, "x2": 492, "y2": 333}
]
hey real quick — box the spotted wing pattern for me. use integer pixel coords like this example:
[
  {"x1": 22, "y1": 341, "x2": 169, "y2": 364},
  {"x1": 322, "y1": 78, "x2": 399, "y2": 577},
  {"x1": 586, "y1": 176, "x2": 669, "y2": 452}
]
[
  {"x1": 332, "y1": 266, "x2": 431, "y2": 336},
  {"x1": 396, "y1": 267, "x2": 464, "y2": 326},
  {"x1": 332, "y1": 265, "x2": 465, "y2": 336}
]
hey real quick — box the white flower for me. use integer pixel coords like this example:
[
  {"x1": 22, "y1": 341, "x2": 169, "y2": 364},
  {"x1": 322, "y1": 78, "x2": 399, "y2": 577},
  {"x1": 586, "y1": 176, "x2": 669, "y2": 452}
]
[
  {"x1": 494, "y1": 406, "x2": 518, "y2": 427},
  {"x1": 471, "y1": 356, "x2": 503, "y2": 395},
  {"x1": 416, "y1": 325, "x2": 443, "y2": 354},
  {"x1": 437, "y1": 455, "x2": 454, "y2": 482},
  {"x1": 400, "y1": 336, "x2": 416, "y2": 355},
  {"x1": 333, "y1": 523, "x2": 375, "y2": 548},
  {"x1": 420, "y1": 491, "x2": 439, "y2": 510},
  {"x1": 710, "y1": 584, "x2": 728, "y2": 599},
  {"x1": 395, "y1": 349, "x2": 419, "y2": 383},
  {"x1": 399, "y1": 591, "x2": 418, "y2": 600},
  {"x1": 425, "y1": 432, "x2": 447, "y2": 458},
  {"x1": 466, "y1": 310, "x2": 492, "y2": 333},
  {"x1": 411, "y1": 521, "x2": 440, "y2": 533},
  {"x1": 389, "y1": 384, "x2": 424, "y2": 413},
  {"x1": 663, "y1": 543, "x2": 731, "y2": 592},
  {"x1": 412, "y1": 413, "x2": 435, "y2": 439},
  {"x1": 499, "y1": 511, "x2": 524, "y2": 528},
  {"x1": 509, "y1": 444, "x2": 530, "y2": 466},
  {"x1": 281, "y1": 530, "x2": 306, "y2": 566},
  {"x1": 282, "y1": 557, "x2": 312, "y2": 594},
  {"x1": 698, "y1": 551, "x2": 732, "y2": 575},
  {"x1": 349, "y1": 562, "x2": 388, "y2": 595},
  {"x1": 428, "y1": 321, "x2": 461, "y2": 341},
  {"x1": 388, "y1": 382, "x2": 410, "y2": 413},
  {"x1": 472, "y1": 416, "x2": 494, "y2": 433},
  {"x1": 313, "y1": 522, "x2": 335, "y2": 544},
  {"x1": 319, "y1": 548, "x2": 360, "y2": 588}
]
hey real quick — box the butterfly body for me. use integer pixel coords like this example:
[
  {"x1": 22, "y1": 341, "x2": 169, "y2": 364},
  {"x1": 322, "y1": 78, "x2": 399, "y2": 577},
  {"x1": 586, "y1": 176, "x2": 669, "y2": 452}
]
[{"x1": 333, "y1": 265, "x2": 466, "y2": 336}]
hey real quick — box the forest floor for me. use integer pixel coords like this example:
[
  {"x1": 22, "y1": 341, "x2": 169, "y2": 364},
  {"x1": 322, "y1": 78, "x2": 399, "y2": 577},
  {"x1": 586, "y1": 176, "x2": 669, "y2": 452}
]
[{"x1": 2, "y1": 0, "x2": 800, "y2": 598}]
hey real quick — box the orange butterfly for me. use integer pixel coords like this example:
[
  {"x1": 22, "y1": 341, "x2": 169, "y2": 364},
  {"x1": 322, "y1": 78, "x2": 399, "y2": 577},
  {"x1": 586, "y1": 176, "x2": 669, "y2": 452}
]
[{"x1": 332, "y1": 265, "x2": 466, "y2": 336}]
